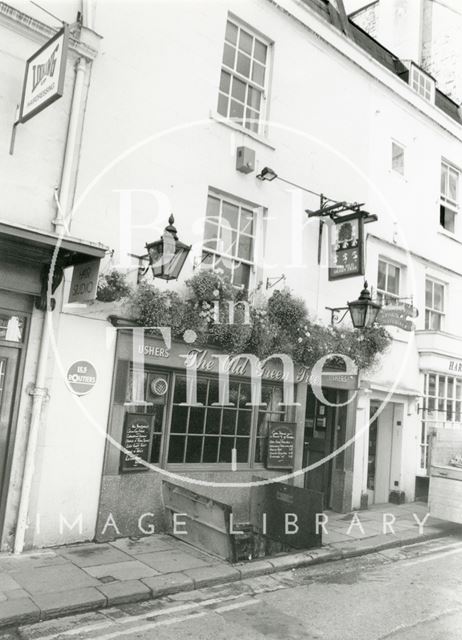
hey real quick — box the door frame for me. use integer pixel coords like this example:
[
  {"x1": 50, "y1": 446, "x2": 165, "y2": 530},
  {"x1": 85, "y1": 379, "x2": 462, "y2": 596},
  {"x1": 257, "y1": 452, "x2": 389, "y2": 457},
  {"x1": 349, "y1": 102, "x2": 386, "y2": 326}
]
[{"x1": 0, "y1": 295, "x2": 32, "y2": 541}]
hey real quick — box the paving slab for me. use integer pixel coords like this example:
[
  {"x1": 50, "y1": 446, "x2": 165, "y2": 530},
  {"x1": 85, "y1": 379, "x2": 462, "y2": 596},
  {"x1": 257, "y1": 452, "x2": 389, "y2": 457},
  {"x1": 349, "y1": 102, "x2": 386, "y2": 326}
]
[
  {"x1": 0, "y1": 597, "x2": 40, "y2": 627},
  {"x1": 0, "y1": 573, "x2": 21, "y2": 591},
  {"x1": 12, "y1": 563, "x2": 99, "y2": 595},
  {"x1": 58, "y1": 543, "x2": 131, "y2": 568},
  {"x1": 111, "y1": 536, "x2": 176, "y2": 554},
  {"x1": 183, "y1": 564, "x2": 241, "y2": 588},
  {"x1": 32, "y1": 587, "x2": 106, "y2": 620},
  {"x1": 84, "y1": 560, "x2": 159, "y2": 581},
  {"x1": 142, "y1": 571, "x2": 194, "y2": 597},
  {"x1": 96, "y1": 579, "x2": 151, "y2": 605},
  {"x1": 133, "y1": 550, "x2": 213, "y2": 573},
  {"x1": 0, "y1": 552, "x2": 67, "y2": 573}
]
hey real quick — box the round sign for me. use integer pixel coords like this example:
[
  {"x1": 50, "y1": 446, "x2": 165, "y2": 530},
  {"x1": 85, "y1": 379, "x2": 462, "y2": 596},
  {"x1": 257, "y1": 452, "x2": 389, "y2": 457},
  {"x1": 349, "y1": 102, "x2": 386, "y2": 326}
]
[
  {"x1": 150, "y1": 377, "x2": 168, "y2": 396},
  {"x1": 66, "y1": 361, "x2": 97, "y2": 396}
]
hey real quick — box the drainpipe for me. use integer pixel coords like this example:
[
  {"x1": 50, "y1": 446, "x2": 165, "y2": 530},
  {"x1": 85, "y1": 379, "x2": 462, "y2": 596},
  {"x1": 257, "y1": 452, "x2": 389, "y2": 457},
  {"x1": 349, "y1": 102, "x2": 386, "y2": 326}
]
[
  {"x1": 53, "y1": 56, "x2": 87, "y2": 233},
  {"x1": 14, "y1": 310, "x2": 53, "y2": 554}
]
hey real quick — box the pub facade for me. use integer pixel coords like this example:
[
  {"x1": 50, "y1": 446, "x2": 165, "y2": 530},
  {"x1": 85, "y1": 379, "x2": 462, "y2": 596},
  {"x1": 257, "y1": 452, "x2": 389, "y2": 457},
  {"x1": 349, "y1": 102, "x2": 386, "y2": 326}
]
[{"x1": 95, "y1": 328, "x2": 357, "y2": 539}]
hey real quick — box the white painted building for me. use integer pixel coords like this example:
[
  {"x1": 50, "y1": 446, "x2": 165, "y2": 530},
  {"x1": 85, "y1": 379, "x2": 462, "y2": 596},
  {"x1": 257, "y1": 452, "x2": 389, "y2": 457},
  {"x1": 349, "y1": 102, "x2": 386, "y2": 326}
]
[{"x1": 1, "y1": 0, "x2": 462, "y2": 550}]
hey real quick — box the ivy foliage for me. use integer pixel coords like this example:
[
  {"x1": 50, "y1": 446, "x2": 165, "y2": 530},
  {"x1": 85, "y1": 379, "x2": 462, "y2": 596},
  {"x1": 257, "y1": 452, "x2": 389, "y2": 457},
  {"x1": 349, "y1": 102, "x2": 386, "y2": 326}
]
[{"x1": 101, "y1": 269, "x2": 391, "y2": 372}]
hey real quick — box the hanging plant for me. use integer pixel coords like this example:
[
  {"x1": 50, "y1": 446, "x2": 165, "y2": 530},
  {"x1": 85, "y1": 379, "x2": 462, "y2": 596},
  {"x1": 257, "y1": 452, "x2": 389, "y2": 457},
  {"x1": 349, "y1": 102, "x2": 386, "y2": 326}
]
[{"x1": 96, "y1": 269, "x2": 132, "y2": 302}]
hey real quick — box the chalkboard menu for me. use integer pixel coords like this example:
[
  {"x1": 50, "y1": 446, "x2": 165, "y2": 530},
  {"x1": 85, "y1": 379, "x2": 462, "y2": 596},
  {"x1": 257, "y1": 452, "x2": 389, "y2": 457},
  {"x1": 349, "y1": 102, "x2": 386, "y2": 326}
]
[
  {"x1": 266, "y1": 422, "x2": 296, "y2": 470},
  {"x1": 120, "y1": 413, "x2": 152, "y2": 472}
]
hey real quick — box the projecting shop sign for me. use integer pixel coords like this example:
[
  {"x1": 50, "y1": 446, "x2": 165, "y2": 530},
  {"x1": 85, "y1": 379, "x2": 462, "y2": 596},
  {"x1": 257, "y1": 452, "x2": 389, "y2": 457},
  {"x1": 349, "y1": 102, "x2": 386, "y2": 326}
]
[
  {"x1": 19, "y1": 25, "x2": 69, "y2": 123},
  {"x1": 328, "y1": 213, "x2": 365, "y2": 280},
  {"x1": 68, "y1": 260, "x2": 100, "y2": 303}
]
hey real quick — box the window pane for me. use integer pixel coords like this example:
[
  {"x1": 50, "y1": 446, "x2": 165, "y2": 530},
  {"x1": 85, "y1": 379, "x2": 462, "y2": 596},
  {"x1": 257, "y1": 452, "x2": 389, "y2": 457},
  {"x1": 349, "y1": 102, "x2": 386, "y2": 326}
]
[
  {"x1": 237, "y1": 234, "x2": 253, "y2": 261},
  {"x1": 254, "y1": 39, "x2": 267, "y2": 64},
  {"x1": 240, "y1": 209, "x2": 254, "y2": 235},
  {"x1": 185, "y1": 436, "x2": 202, "y2": 462},
  {"x1": 225, "y1": 21, "x2": 238, "y2": 44},
  {"x1": 222, "y1": 409, "x2": 237, "y2": 434},
  {"x1": 230, "y1": 100, "x2": 244, "y2": 122},
  {"x1": 434, "y1": 283, "x2": 444, "y2": 311},
  {"x1": 168, "y1": 436, "x2": 185, "y2": 463},
  {"x1": 220, "y1": 71, "x2": 231, "y2": 94},
  {"x1": 425, "y1": 279, "x2": 433, "y2": 308},
  {"x1": 205, "y1": 407, "x2": 221, "y2": 434},
  {"x1": 441, "y1": 164, "x2": 447, "y2": 195},
  {"x1": 236, "y1": 52, "x2": 251, "y2": 77},
  {"x1": 239, "y1": 29, "x2": 253, "y2": 55},
  {"x1": 392, "y1": 142, "x2": 404, "y2": 174},
  {"x1": 189, "y1": 407, "x2": 205, "y2": 433},
  {"x1": 206, "y1": 196, "x2": 220, "y2": 219},
  {"x1": 204, "y1": 223, "x2": 218, "y2": 253},
  {"x1": 247, "y1": 86, "x2": 261, "y2": 111},
  {"x1": 218, "y1": 437, "x2": 234, "y2": 462},
  {"x1": 173, "y1": 376, "x2": 187, "y2": 403},
  {"x1": 377, "y1": 260, "x2": 386, "y2": 292},
  {"x1": 231, "y1": 76, "x2": 246, "y2": 102},
  {"x1": 233, "y1": 262, "x2": 250, "y2": 288},
  {"x1": 236, "y1": 411, "x2": 251, "y2": 435},
  {"x1": 235, "y1": 437, "x2": 249, "y2": 462},
  {"x1": 251, "y1": 61, "x2": 265, "y2": 86},
  {"x1": 388, "y1": 264, "x2": 400, "y2": 295},
  {"x1": 238, "y1": 383, "x2": 252, "y2": 407},
  {"x1": 171, "y1": 406, "x2": 188, "y2": 433},
  {"x1": 217, "y1": 93, "x2": 228, "y2": 117},
  {"x1": 219, "y1": 223, "x2": 237, "y2": 256},
  {"x1": 448, "y1": 168, "x2": 458, "y2": 202},
  {"x1": 203, "y1": 437, "x2": 219, "y2": 463},
  {"x1": 223, "y1": 43, "x2": 236, "y2": 68},
  {"x1": 150, "y1": 433, "x2": 162, "y2": 464},
  {"x1": 222, "y1": 201, "x2": 239, "y2": 229}
]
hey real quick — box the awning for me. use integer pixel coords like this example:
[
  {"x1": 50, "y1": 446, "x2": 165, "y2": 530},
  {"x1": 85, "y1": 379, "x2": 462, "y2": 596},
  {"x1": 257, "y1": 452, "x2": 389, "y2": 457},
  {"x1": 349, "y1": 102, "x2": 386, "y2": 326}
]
[{"x1": 0, "y1": 220, "x2": 107, "y2": 267}]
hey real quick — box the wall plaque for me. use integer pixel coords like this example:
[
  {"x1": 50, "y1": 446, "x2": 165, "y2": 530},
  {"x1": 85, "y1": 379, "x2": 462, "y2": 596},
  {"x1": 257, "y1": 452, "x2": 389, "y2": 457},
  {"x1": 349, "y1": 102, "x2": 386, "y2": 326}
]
[
  {"x1": 120, "y1": 413, "x2": 152, "y2": 472},
  {"x1": 266, "y1": 422, "x2": 296, "y2": 470}
]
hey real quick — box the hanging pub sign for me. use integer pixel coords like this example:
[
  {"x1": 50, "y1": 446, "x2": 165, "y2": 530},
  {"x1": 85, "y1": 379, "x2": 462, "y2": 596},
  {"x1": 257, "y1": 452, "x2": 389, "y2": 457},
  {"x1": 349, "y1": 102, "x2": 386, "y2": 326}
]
[
  {"x1": 328, "y1": 212, "x2": 365, "y2": 280},
  {"x1": 377, "y1": 302, "x2": 418, "y2": 331},
  {"x1": 19, "y1": 25, "x2": 69, "y2": 123}
]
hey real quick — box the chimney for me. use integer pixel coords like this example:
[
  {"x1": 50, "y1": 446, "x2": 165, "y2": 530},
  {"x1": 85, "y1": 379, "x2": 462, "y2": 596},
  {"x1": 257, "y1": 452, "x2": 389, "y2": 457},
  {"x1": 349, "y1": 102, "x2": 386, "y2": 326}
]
[{"x1": 376, "y1": 0, "x2": 424, "y2": 64}]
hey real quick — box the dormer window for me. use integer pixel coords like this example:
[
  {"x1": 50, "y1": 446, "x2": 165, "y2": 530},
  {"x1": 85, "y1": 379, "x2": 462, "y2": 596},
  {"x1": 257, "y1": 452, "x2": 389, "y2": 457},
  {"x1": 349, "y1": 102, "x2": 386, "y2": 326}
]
[{"x1": 409, "y1": 63, "x2": 435, "y2": 103}]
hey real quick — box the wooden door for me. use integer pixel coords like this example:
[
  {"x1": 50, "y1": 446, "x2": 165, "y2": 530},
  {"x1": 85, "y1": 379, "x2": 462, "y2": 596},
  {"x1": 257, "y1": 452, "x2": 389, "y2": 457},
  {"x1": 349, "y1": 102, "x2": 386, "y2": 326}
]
[
  {"x1": 0, "y1": 347, "x2": 20, "y2": 506},
  {"x1": 303, "y1": 388, "x2": 337, "y2": 505}
]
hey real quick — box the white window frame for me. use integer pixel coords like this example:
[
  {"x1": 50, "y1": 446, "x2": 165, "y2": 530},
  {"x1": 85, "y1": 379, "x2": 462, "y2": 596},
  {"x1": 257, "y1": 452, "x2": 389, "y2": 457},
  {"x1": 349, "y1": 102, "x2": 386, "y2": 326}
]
[
  {"x1": 425, "y1": 277, "x2": 445, "y2": 331},
  {"x1": 391, "y1": 140, "x2": 405, "y2": 176},
  {"x1": 420, "y1": 372, "x2": 462, "y2": 475},
  {"x1": 377, "y1": 258, "x2": 401, "y2": 304},
  {"x1": 410, "y1": 64, "x2": 435, "y2": 103},
  {"x1": 202, "y1": 190, "x2": 259, "y2": 290},
  {"x1": 217, "y1": 15, "x2": 271, "y2": 135},
  {"x1": 440, "y1": 160, "x2": 460, "y2": 234}
]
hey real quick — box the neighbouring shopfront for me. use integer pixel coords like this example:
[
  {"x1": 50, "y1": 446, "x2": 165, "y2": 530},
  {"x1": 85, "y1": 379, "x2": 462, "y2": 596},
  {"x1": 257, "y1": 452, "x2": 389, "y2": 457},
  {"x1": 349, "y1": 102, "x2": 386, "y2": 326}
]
[{"x1": 96, "y1": 328, "x2": 359, "y2": 540}]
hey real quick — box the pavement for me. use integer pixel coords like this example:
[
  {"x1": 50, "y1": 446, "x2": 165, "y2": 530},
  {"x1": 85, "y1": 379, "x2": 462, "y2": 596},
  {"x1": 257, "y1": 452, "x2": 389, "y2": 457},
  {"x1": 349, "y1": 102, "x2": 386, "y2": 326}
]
[{"x1": 0, "y1": 502, "x2": 459, "y2": 630}]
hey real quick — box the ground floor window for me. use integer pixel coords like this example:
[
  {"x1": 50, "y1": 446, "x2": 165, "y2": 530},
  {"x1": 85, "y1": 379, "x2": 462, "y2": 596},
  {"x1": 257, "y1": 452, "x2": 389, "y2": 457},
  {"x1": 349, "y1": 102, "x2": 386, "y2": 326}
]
[
  {"x1": 420, "y1": 372, "x2": 462, "y2": 474},
  {"x1": 123, "y1": 366, "x2": 288, "y2": 468}
]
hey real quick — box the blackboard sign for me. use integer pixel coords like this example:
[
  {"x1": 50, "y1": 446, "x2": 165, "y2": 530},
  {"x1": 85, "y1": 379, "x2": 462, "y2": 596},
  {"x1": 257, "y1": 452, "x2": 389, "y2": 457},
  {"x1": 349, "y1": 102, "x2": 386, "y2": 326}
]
[
  {"x1": 120, "y1": 413, "x2": 152, "y2": 472},
  {"x1": 266, "y1": 422, "x2": 296, "y2": 470}
]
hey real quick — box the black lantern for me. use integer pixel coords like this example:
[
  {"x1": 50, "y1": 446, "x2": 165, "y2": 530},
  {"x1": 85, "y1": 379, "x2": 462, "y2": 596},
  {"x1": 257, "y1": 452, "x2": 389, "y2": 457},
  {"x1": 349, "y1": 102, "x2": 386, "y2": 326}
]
[
  {"x1": 347, "y1": 281, "x2": 381, "y2": 329},
  {"x1": 256, "y1": 166, "x2": 278, "y2": 181},
  {"x1": 145, "y1": 214, "x2": 191, "y2": 281}
]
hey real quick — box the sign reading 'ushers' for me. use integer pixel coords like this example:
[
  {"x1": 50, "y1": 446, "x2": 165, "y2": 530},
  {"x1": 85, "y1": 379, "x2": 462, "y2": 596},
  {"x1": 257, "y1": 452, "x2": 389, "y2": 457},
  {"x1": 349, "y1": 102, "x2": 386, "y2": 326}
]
[
  {"x1": 19, "y1": 25, "x2": 69, "y2": 123},
  {"x1": 66, "y1": 361, "x2": 97, "y2": 396}
]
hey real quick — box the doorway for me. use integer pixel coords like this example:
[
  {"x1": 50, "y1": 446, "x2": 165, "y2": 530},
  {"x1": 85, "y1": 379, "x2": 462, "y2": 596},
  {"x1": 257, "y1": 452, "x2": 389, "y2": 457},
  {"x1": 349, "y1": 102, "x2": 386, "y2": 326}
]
[
  {"x1": 303, "y1": 388, "x2": 338, "y2": 507},
  {"x1": 0, "y1": 301, "x2": 30, "y2": 537}
]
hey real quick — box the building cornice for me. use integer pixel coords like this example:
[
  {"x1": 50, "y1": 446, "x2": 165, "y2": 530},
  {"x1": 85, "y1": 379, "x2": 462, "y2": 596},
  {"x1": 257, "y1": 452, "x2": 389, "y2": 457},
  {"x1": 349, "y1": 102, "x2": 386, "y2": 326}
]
[{"x1": 0, "y1": 2, "x2": 100, "y2": 61}]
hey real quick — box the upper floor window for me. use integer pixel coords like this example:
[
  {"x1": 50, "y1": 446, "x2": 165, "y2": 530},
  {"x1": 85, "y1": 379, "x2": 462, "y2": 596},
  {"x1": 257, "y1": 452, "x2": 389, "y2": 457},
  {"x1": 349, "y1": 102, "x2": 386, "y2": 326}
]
[
  {"x1": 202, "y1": 192, "x2": 257, "y2": 289},
  {"x1": 410, "y1": 64, "x2": 435, "y2": 103},
  {"x1": 391, "y1": 141, "x2": 404, "y2": 175},
  {"x1": 377, "y1": 259, "x2": 400, "y2": 304},
  {"x1": 440, "y1": 161, "x2": 459, "y2": 233},
  {"x1": 425, "y1": 278, "x2": 444, "y2": 330},
  {"x1": 217, "y1": 18, "x2": 269, "y2": 134}
]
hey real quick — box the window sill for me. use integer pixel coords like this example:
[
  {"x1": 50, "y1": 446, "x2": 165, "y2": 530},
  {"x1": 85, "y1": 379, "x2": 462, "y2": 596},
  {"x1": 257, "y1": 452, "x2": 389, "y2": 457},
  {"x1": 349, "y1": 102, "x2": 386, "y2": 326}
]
[
  {"x1": 438, "y1": 228, "x2": 462, "y2": 244},
  {"x1": 209, "y1": 111, "x2": 276, "y2": 151}
]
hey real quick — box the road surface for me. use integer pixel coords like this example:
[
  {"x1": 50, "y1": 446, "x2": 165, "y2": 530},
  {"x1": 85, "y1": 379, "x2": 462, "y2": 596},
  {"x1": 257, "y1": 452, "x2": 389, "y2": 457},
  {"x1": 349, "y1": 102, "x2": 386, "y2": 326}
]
[{"x1": 4, "y1": 534, "x2": 462, "y2": 640}]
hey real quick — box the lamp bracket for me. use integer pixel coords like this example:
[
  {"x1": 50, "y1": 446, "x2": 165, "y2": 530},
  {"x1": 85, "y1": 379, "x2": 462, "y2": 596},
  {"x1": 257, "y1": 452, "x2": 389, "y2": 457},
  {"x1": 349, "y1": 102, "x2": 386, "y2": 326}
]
[
  {"x1": 266, "y1": 274, "x2": 286, "y2": 290},
  {"x1": 325, "y1": 306, "x2": 349, "y2": 326}
]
